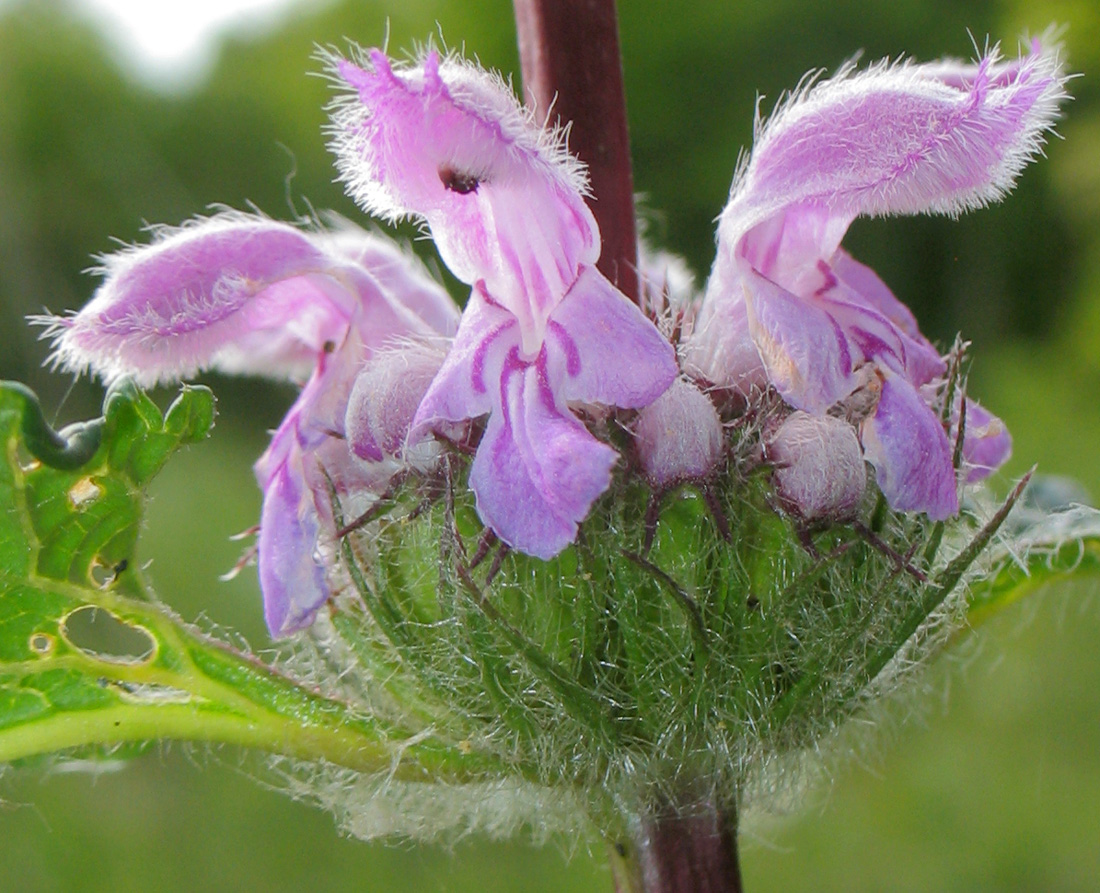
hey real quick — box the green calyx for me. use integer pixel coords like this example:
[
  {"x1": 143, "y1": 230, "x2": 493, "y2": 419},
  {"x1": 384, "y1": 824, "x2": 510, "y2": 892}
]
[{"x1": 326, "y1": 431, "x2": 1022, "y2": 836}]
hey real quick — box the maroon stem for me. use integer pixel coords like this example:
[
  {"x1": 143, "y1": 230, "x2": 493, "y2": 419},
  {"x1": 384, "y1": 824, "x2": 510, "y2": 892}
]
[
  {"x1": 513, "y1": 0, "x2": 639, "y2": 304},
  {"x1": 634, "y1": 803, "x2": 742, "y2": 893},
  {"x1": 607, "y1": 801, "x2": 743, "y2": 893}
]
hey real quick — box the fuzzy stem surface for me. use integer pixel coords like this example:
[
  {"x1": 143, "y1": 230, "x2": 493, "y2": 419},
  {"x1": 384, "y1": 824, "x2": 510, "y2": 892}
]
[{"x1": 513, "y1": 0, "x2": 639, "y2": 303}]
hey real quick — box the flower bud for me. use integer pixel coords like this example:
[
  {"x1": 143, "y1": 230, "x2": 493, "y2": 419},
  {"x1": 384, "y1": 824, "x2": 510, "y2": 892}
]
[
  {"x1": 769, "y1": 411, "x2": 865, "y2": 521},
  {"x1": 633, "y1": 378, "x2": 724, "y2": 487},
  {"x1": 345, "y1": 343, "x2": 446, "y2": 463}
]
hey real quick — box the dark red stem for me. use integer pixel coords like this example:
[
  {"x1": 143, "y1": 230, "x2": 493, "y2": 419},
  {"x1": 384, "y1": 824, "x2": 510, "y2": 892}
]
[
  {"x1": 636, "y1": 804, "x2": 743, "y2": 893},
  {"x1": 513, "y1": 0, "x2": 639, "y2": 304}
]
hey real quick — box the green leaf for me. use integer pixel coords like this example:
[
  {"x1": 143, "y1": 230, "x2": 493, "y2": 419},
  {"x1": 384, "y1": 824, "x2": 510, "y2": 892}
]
[
  {"x1": 968, "y1": 501, "x2": 1100, "y2": 626},
  {"x1": 0, "y1": 381, "x2": 496, "y2": 780}
]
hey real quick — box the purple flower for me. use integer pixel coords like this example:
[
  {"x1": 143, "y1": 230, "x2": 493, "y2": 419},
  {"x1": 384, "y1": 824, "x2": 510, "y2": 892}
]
[
  {"x1": 331, "y1": 49, "x2": 677, "y2": 557},
  {"x1": 40, "y1": 211, "x2": 459, "y2": 636},
  {"x1": 685, "y1": 40, "x2": 1066, "y2": 519}
]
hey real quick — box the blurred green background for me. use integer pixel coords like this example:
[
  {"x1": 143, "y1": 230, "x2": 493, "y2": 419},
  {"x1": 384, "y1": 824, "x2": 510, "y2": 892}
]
[{"x1": 1, "y1": 0, "x2": 1099, "y2": 889}]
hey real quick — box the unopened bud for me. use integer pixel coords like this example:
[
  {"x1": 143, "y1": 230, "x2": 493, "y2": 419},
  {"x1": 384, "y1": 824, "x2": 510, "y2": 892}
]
[
  {"x1": 769, "y1": 411, "x2": 865, "y2": 521},
  {"x1": 345, "y1": 343, "x2": 446, "y2": 462},
  {"x1": 634, "y1": 378, "x2": 724, "y2": 487}
]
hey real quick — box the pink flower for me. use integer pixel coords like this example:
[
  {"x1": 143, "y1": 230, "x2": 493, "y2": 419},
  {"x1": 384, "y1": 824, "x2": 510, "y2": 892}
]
[
  {"x1": 331, "y1": 49, "x2": 677, "y2": 557},
  {"x1": 685, "y1": 40, "x2": 1066, "y2": 518},
  {"x1": 40, "y1": 212, "x2": 458, "y2": 635}
]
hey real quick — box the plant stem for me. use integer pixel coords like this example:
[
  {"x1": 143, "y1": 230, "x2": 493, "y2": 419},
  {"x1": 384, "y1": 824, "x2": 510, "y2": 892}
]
[
  {"x1": 609, "y1": 801, "x2": 743, "y2": 893},
  {"x1": 513, "y1": 0, "x2": 640, "y2": 303}
]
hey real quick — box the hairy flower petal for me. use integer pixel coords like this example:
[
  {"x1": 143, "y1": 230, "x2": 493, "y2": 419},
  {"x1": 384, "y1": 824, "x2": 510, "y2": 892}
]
[
  {"x1": 717, "y1": 42, "x2": 1068, "y2": 270},
  {"x1": 743, "y1": 271, "x2": 854, "y2": 413},
  {"x1": 861, "y1": 369, "x2": 958, "y2": 518},
  {"x1": 469, "y1": 347, "x2": 617, "y2": 558},
  {"x1": 332, "y1": 49, "x2": 597, "y2": 353},
  {"x1": 40, "y1": 214, "x2": 358, "y2": 386},
  {"x1": 547, "y1": 265, "x2": 676, "y2": 407},
  {"x1": 39, "y1": 212, "x2": 456, "y2": 388}
]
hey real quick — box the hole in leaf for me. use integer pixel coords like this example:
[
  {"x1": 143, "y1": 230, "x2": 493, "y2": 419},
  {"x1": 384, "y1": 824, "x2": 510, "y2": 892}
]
[
  {"x1": 68, "y1": 477, "x2": 101, "y2": 509},
  {"x1": 90, "y1": 558, "x2": 127, "y2": 588},
  {"x1": 60, "y1": 606, "x2": 156, "y2": 665},
  {"x1": 29, "y1": 632, "x2": 55, "y2": 655}
]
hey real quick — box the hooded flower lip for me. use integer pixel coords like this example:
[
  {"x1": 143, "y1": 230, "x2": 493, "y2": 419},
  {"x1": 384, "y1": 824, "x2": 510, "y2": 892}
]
[
  {"x1": 331, "y1": 47, "x2": 677, "y2": 557},
  {"x1": 38, "y1": 211, "x2": 460, "y2": 637},
  {"x1": 686, "y1": 38, "x2": 1067, "y2": 518},
  {"x1": 329, "y1": 47, "x2": 597, "y2": 356}
]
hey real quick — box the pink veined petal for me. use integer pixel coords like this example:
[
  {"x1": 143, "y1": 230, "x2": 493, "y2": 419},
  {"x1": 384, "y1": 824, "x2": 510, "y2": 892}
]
[
  {"x1": 681, "y1": 285, "x2": 768, "y2": 392},
  {"x1": 331, "y1": 49, "x2": 598, "y2": 352},
  {"x1": 258, "y1": 455, "x2": 329, "y2": 637},
  {"x1": 411, "y1": 285, "x2": 517, "y2": 438},
  {"x1": 546, "y1": 264, "x2": 677, "y2": 408},
  {"x1": 959, "y1": 397, "x2": 1012, "y2": 482},
  {"x1": 817, "y1": 287, "x2": 946, "y2": 387},
  {"x1": 321, "y1": 222, "x2": 460, "y2": 337},
  {"x1": 468, "y1": 346, "x2": 617, "y2": 558},
  {"x1": 861, "y1": 369, "x2": 958, "y2": 519},
  {"x1": 41, "y1": 213, "x2": 356, "y2": 386},
  {"x1": 826, "y1": 251, "x2": 946, "y2": 386},
  {"x1": 743, "y1": 270, "x2": 855, "y2": 414},
  {"x1": 831, "y1": 249, "x2": 922, "y2": 338},
  {"x1": 718, "y1": 41, "x2": 1068, "y2": 265}
]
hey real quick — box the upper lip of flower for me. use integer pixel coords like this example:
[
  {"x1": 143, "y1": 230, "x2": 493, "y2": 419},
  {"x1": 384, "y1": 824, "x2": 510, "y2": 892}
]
[{"x1": 684, "y1": 38, "x2": 1066, "y2": 518}]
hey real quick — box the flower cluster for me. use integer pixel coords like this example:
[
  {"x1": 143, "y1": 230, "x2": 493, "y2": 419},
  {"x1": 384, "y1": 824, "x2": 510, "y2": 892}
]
[{"x1": 41, "y1": 37, "x2": 1066, "y2": 638}]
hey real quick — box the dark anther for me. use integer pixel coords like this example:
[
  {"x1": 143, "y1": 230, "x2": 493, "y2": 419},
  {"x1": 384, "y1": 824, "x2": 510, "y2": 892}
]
[
  {"x1": 439, "y1": 164, "x2": 480, "y2": 194},
  {"x1": 113, "y1": 559, "x2": 128, "y2": 577},
  {"x1": 322, "y1": 340, "x2": 336, "y2": 354}
]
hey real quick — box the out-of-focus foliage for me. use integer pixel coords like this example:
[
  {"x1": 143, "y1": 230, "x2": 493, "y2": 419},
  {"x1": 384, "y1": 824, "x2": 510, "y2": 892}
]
[{"x1": 1, "y1": 0, "x2": 1098, "y2": 891}]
